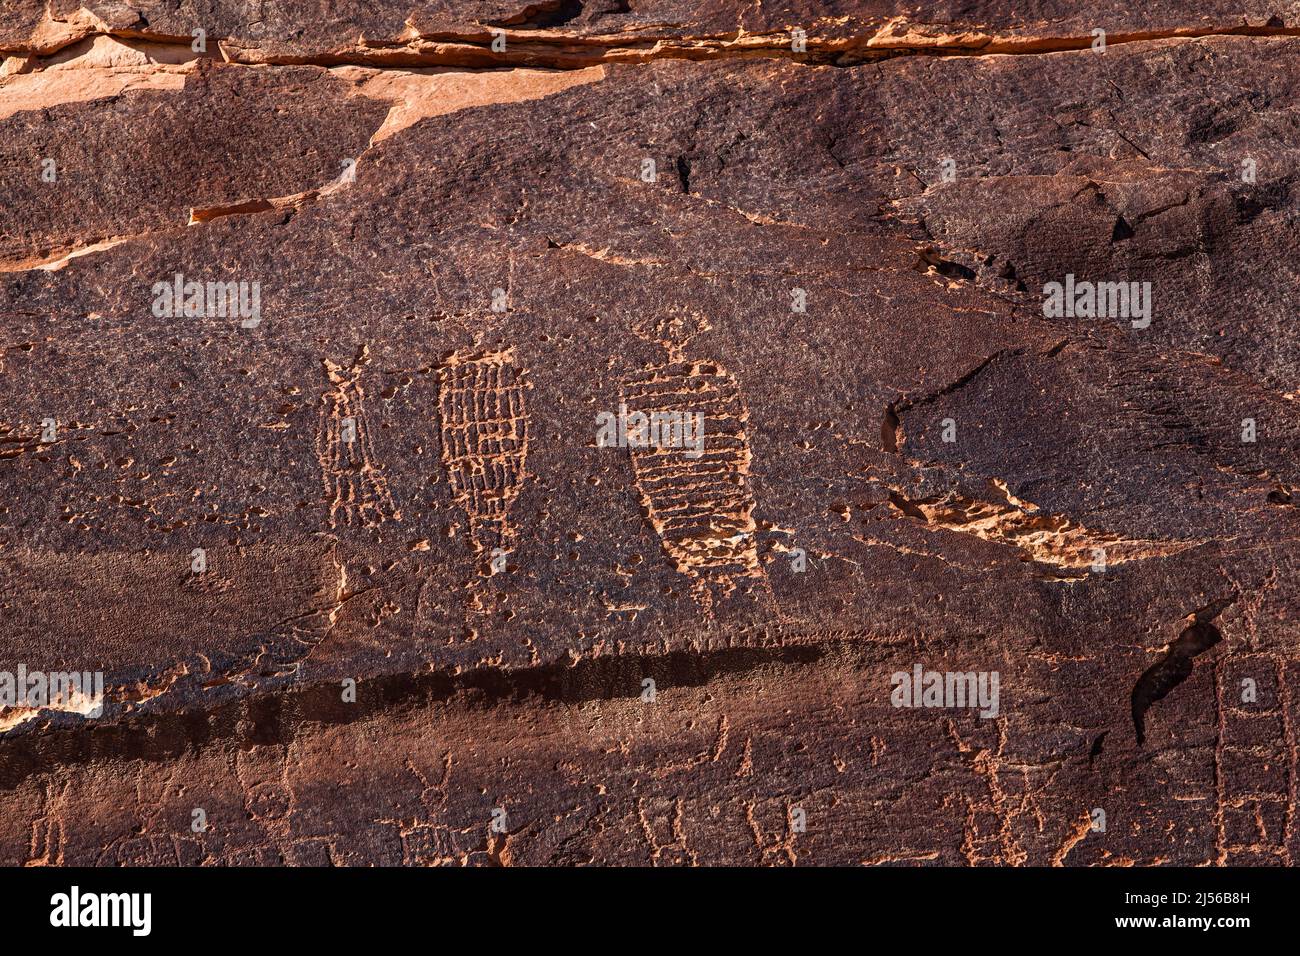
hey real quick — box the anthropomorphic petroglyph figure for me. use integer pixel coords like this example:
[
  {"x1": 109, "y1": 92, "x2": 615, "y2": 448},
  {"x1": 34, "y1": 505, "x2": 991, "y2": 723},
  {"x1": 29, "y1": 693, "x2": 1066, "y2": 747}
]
[{"x1": 318, "y1": 345, "x2": 397, "y2": 528}]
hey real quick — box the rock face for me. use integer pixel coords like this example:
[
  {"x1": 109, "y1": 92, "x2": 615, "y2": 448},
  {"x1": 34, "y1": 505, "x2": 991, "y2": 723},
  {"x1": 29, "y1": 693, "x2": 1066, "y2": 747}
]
[{"x1": 2, "y1": 3, "x2": 1299, "y2": 867}]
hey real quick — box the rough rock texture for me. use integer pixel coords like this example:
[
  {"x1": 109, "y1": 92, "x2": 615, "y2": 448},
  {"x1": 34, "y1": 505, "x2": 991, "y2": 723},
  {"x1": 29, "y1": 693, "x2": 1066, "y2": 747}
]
[{"x1": 1, "y1": 2, "x2": 1299, "y2": 866}]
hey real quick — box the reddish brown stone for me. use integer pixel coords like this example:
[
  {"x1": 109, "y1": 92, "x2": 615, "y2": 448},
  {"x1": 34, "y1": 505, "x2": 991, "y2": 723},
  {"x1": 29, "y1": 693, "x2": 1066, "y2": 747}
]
[{"x1": 1, "y1": 4, "x2": 1298, "y2": 866}]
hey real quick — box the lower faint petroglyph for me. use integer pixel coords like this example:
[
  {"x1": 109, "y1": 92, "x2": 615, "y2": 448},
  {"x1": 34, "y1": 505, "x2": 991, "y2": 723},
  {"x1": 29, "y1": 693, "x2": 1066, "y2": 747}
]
[
  {"x1": 745, "y1": 799, "x2": 800, "y2": 866},
  {"x1": 234, "y1": 746, "x2": 298, "y2": 863},
  {"x1": 623, "y1": 357, "x2": 762, "y2": 605},
  {"x1": 1213, "y1": 654, "x2": 1295, "y2": 865},
  {"x1": 25, "y1": 779, "x2": 70, "y2": 867},
  {"x1": 318, "y1": 345, "x2": 397, "y2": 528},
  {"x1": 948, "y1": 719, "x2": 1030, "y2": 867},
  {"x1": 637, "y1": 796, "x2": 697, "y2": 866},
  {"x1": 437, "y1": 349, "x2": 529, "y2": 554}
]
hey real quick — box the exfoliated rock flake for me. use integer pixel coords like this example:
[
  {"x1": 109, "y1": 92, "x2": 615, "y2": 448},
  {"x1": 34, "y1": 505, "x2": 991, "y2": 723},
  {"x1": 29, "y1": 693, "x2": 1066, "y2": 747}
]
[{"x1": 2, "y1": 1, "x2": 1299, "y2": 873}]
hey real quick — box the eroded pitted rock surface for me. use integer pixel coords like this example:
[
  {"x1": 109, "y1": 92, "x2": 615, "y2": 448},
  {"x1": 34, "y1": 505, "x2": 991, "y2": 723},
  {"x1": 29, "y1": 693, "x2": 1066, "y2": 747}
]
[{"x1": 2, "y1": 2, "x2": 1299, "y2": 866}]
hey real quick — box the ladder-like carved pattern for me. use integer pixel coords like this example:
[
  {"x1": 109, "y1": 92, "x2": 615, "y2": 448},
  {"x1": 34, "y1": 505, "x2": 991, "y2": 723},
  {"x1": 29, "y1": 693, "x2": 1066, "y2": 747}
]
[
  {"x1": 438, "y1": 350, "x2": 529, "y2": 554},
  {"x1": 1214, "y1": 655, "x2": 1294, "y2": 865}
]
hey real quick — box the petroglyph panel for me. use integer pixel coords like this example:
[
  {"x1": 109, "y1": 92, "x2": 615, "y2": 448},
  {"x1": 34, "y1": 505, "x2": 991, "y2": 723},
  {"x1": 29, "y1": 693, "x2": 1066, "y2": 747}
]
[{"x1": 9, "y1": 4, "x2": 1300, "y2": 873}]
